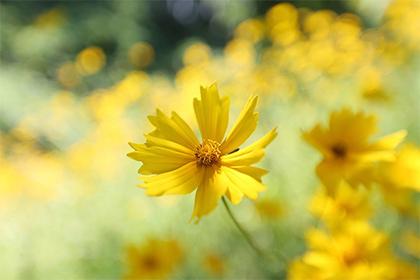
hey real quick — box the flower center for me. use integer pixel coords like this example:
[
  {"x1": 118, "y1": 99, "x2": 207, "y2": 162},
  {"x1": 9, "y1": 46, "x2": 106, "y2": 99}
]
[
  {"x1": 331, "y1": 143, "x2": 347, "y2": 159},
  {"x1": 142, "y1": 254, "x2": 159, "y2": 269},
  {"x1": 194, "y1": 140, "x2": 222, "y2": 166}
]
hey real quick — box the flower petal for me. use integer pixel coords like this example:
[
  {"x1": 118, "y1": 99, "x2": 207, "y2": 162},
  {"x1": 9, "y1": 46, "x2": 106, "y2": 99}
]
[
  {"x1": 190, "y1": 165, "x2": 229, "y2": 222},
  {"x1": 220, "y1": 95, "x2": 259, "y2": 154},
  {"x1": 356, "y1": 130, "x2": 407, "y2": 162},
  {"x1": 143, "y1": 134, "x2": 195, "y2": 155},
  {"x1": 317, "y1": 159, "x2": 374, "y2": 195},
  {"x1": 139, "y1": 162, "x2": 204, "y2": 196},
  {"x1": 222, "y1": 127, "x2": 278, "y2": 166},
  {"x1": 223, "y1": 166, "x2": 268, "y2": 204},
  {"x1": 128, "y1": 143, "x2": 195, "y2": 175},
  {"x1": 302, "y1": 124, "x2": 335, "y2": 158},
  {"x1": 329, "y1": 108, "x2": 378, "y2": 144},
  {"x1": 231, "y1": 166, "x2": 269, "y2": 182},
  {"x1": 193, "y1": 82, "x2": 230, "y2": 143},
  {"x1": 316, "y1": 160, "x2": 345, "y2": 195},
  {"x1": 148, "y1": 109, "x2": 200, "y2": 150}
]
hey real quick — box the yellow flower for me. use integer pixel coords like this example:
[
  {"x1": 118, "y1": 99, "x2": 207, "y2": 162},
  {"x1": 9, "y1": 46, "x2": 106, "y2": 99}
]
[
  {"x1": 302, "y1": 108, "x2": 406, "y2": 195},
  {"x1": 254, "y1": 198, "x2": 284, "y2": 219},
  {"x1": 377, "y1": 143, "x2": 420, "y2": 191},
  {"x1": 202, "y1": 253, "x2": 226, "y2": 276},
  {"x1": 375, "y1": 143, "x2": 419, "y2": 217},
  {"x1": 123, "y1": 238, "x2": 183, "y2": 279},
  {"x1": 309, "y1": 181, "x2": 372, "y2": 225},
  {"x1": 288, "y1": 221, "x2": 395, "y2": 279},
  {"x1": 127, "y1": 82, "x2": 277, "y2": 222}
]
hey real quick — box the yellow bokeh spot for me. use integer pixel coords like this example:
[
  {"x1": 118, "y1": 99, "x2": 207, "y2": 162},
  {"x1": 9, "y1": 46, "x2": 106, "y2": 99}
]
[
  {"x1": 303, "y1": 10, "x2": 337, "y2": 35},
  {"x1": 56, "y1": 62, "x2": 81, "y2": 88},
  {"x1": 128, "y1": 42, "x2": 155, "y2": 68},
  {"x1": 113, "y1": 71, "x2": 150, "y2": 102},
  {"x1": 182, "y1": 42, "x2": 212, "y2": 66},
  {"x1": 75, "y1": 46, "x2": 106, "y2": 76},
  {"x1": 234, "y1": 19, "x2": 265, "y2": 44},
  {"x1": 265, "y1": 3, "x2": 298, "y2": 30},
  {"x1": 34, "y1": 7, "x2": 67, "y2": 29},
  {"x1": 224, "y1": 39, "x2": 255, "y2": 67}
]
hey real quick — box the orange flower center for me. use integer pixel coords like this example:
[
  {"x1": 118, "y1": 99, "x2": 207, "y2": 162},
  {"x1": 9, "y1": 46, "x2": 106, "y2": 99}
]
[{"x1": 195, "y1": 140, "x2": 221, "y2": 166}]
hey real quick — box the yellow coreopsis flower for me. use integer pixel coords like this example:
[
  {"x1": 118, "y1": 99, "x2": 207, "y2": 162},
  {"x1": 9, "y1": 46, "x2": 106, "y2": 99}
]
[
  {"x1": 376, "y1": 143, "x2": 420, "y2": 191},
  {"x1": 310, "y1": 181, "x2": 372, "y2": 226},
  {"x1": 123, "y1": 238, "x2": 183, "y2": 279},
  {"x1": 288, "y1": 221, "x2": 395, "y2": 280},
  {"x1": 374, "y1": 145, "x2": 420, "y2": 217},
  {"x1": 127, "y1": 82, "x2": 277, "y2": 222},
  {"x1": 302, "y1": 108, "x2": 406, "y2": 194}
]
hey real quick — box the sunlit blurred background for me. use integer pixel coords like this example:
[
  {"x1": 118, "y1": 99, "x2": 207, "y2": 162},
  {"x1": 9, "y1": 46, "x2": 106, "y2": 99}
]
[{"x1": 1, "y1": 0, "x2": 419, "y2": 279}]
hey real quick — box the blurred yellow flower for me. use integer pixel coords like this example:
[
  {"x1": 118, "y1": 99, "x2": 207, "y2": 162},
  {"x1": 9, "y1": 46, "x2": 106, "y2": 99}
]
[
  {"x1": 127, "y1": 82, "x2": 277, "y2": 222},
  {"x1": 123, "y1": 239, "x2": 183, "y2": 279},
  {"x1": 288, "y1": 222, "x2": 396, "y2": 279},
  {"x1": 375, "y1": 143, "x2": 420, "y2": 217},
  {"x1": 302, "y1": 108, "x2": 406, "y2": 194},
  {"x1": 377, "y1": 143, "x2": 420, "y2": 192},
  {"x1": 202, "y1": 253, "x2": 226, "y2": 276},
  {"x1": 254, "y1": 198, "x2": 284, "y2": 219},
  {"x1": 310, "y1": 181, "x2": 372, "y2": 225}
]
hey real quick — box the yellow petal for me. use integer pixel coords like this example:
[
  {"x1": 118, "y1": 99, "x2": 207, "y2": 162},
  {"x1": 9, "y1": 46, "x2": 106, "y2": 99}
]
[
  {"x1": 221, "y1": 127, "x2": 277, "y2": 167},
  {"x1": 329, "y1": 108, "x2": 378, "y2": 144},
  {"x1": 303, "y1": 252, "x2": 340, "y2": 269},
  {"x1": 144, "y1": 134, "x2": 195, "y2": 155},
  {"x1": 139, "y1": 162, "x2": 204, "y2": 196},
  {"x1": 193, "y1": 82, "x2": 230, "y2": 143},
  {"x1": 316, "y1": 159, "x2": 344, "y2": 195},
  {"x1": 223, "y1": 166, "x2": 268, "y2": 203},
  {"x1": 190, "y1": 165, "x2": 229, "y2": 222},
  {"x1": 148, "y1": 109, "x2": 200, "y2": 150},
  {"x1": 361, "y1": 130, "x2": 407, "y2": 162},
  {"x1": 349, "y1": 130, "x2": 407, "y2": 163},
  {"x1": 302, "y1": 124, "x2": 334, "y2": 158},
  {"x1": 306, "y1": 228, "x2": 332, "y2": 250},
  {"x1": 220, "y1": 95, "x2": 258, "y2": 154},
  {"x1": 127, "y1": 143, "x2": 194, "y2": 175},
  {"x1": 231, "y1": 166, "x2": 269, "y2": 182},
  {"x1": 128, "y1": 142, "x2": 146, "y2": 151}
]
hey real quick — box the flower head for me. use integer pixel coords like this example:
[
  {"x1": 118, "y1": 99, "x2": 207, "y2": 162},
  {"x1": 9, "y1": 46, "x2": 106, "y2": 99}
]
[
  {"x1": 302, "y1": 108, "x2": 406, "y2": 195},
  {"x1": 127, "y1": 82, "x2": 277, "y2": 222},
  {"x1": 309, "y1": 181, "x2": 372, "y2": 226},
  {"x1": 123, "y1": 238, "x2": 183, "y2": 279},
  {"x1": 375, "y1": 143, "x2": 420, "y2": 217},
  {"x1": 288, "y1": 222, "x2": 395, "y2": 279}
]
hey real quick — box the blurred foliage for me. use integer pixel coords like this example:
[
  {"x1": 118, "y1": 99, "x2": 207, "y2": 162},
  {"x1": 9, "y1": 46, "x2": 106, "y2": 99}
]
[{"x1": 0, "y1": 0, "x2": 419, "y2": 279}]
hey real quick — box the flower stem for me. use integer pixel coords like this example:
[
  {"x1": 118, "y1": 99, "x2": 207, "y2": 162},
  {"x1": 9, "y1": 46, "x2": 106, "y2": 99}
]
[{"x1": 221, "y1": 196, "x2": 267, "y2": 259}]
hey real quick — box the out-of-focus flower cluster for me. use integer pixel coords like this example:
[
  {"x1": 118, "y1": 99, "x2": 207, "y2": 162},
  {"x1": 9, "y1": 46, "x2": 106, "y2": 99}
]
[
  {"x1": 0, "y1": 0, "x2": 419, "y2": 279},
  {"x1": 289, "y1": 108, "x2": 419, "y2": 279}
]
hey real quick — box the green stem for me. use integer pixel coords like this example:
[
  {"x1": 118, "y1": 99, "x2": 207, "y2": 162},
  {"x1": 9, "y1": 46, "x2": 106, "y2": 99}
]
[{"x1": 221, "y1": 196, "x2": 267, "y2": 259}]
